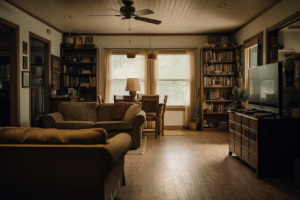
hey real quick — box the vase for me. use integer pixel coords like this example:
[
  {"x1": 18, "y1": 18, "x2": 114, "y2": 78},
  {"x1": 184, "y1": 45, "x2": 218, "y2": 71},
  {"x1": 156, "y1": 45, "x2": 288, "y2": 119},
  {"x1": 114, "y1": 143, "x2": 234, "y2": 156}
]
[{"x1": 188, "y1": 122, "x2": 197, "y2": 131}]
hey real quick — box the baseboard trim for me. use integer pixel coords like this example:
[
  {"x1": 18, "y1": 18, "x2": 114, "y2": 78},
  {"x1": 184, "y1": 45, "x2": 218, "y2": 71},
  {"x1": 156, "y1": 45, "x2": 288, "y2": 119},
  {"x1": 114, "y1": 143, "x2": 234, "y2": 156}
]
[{"x1": 164, "y1": 126, "x2": 185, "y2": 130}]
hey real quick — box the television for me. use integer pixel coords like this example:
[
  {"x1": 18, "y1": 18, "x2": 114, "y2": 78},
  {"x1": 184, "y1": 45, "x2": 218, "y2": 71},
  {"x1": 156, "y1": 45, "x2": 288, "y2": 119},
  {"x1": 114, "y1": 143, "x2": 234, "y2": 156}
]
[{"x1": 248, "y1": 62, "x2": 283, "y2": 115}]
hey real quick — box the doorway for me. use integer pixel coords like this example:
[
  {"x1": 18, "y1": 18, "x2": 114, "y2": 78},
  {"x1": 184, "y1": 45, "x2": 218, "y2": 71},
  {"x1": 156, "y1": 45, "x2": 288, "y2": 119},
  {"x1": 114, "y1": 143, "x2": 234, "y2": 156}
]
[
  {"x1": 0, "y1": 18, "x2": 19, "y2": 127},
  {"x1": 29, "y1": 32, "x2": 51, "y2": 127}
]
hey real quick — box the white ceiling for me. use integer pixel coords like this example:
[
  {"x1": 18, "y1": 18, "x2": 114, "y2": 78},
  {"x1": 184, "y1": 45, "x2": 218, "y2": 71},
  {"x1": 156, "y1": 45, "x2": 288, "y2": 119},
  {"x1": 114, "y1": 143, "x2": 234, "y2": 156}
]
[{"x1": 5, "y1": 0, "x2": 282, "y2": 34}]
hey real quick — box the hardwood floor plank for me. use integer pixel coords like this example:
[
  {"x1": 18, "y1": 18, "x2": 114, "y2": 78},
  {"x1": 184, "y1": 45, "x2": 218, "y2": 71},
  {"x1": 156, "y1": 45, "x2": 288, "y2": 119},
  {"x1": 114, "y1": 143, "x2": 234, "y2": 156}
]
[{"x1": 116, "y1": 130, "x2": 300, "y2": 200}]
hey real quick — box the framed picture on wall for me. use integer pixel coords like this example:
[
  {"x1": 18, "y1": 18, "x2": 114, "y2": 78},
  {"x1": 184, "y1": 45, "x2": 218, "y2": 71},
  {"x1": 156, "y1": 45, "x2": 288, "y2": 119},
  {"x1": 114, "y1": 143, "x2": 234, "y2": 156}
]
[
  {"x1": 23, "y1": 41, "x2": 27, "y2": 54},
  {"x1": 85, "y1": 37, "x2": 93, "y2": 45},
  {"x1": 23, "y1": 56, "x2": 28, "y2": 69},
  {"x1": 51, "y1": 71, "x2": 60, "y2": 90},
  {"x1": 22, "y1": 71, "x2": 30, "y2": 88},
  {"x1": 51, "y1": 55, "x2": 60, "y2": 72}
]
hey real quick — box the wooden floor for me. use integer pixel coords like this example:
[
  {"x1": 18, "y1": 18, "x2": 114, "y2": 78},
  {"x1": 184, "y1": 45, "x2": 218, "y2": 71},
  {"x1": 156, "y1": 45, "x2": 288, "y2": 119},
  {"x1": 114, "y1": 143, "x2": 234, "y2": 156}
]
[{"x1": 116, "y1": 130, "x2": 300, "y2": 200}]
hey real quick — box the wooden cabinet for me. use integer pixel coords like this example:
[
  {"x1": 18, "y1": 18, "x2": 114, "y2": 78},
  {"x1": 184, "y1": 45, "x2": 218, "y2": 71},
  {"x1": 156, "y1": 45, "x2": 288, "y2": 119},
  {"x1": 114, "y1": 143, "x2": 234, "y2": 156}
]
[
  {"x1": 61, "y1": 47, "x2": 98, "y2": 102},
  {"x1": 200, "y1": 47, "x2": 238, "y2": 130},
  {"x1": 228, "y1": 111, "x2": 300, "y2": 178}
]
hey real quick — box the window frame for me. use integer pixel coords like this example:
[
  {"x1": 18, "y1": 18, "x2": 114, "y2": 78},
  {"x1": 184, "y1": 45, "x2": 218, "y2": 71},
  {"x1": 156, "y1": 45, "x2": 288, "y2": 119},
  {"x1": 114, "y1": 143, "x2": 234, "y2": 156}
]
[{"x1": 157, "y1": 50, "x2": 189, "y2": 107}]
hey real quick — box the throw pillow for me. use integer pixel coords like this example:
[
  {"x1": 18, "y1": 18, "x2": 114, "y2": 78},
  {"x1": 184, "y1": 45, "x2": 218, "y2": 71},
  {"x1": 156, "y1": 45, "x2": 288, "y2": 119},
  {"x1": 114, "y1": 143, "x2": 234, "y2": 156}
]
[
  {"x1": 124, "y1": 104, "x2": 141, "y2": 121},
  {"x1": 111, "y1": 102, "x2": 133, "y2": 121}
]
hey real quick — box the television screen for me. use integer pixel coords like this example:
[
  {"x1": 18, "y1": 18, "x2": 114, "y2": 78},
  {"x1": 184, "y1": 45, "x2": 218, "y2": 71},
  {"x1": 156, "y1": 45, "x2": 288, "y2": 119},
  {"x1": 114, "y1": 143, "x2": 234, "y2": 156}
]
[{"x1": 248, "y1": 62, "x2": 283, "y2": 113}]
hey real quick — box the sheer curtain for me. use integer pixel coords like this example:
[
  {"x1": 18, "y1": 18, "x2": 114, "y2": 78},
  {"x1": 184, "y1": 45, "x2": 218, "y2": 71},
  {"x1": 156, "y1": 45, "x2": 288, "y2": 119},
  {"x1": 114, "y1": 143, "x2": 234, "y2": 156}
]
[
  {"x1": 104, "y1": 49, "x2": 146, "y2": 103},
  {"x1": 184, "y1": 49, "x2": 197, "y2": 127},
  {"x1": 104, "y1": 49, "x2": 113, "y2": 103}
]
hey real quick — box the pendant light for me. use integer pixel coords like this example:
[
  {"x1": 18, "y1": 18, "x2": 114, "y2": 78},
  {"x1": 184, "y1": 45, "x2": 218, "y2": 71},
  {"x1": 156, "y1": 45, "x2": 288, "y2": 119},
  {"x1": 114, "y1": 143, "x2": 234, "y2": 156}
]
[
  {"x1": 148, "y1": 36, "x2": 157, "y2": 60},
  {"x1": 127, "y1": 21, "x2": 135, "y2": 59}
]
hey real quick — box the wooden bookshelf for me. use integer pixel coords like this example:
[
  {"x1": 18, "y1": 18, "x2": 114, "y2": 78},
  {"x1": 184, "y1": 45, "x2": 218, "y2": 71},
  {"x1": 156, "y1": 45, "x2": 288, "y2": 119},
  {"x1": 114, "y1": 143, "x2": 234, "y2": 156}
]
[
  {"x1": 200, "y1": 47, "x2": 238, "y2": 130},
  {"x1": 60, "y1": 47, "x2": 98, "y2": 102}
]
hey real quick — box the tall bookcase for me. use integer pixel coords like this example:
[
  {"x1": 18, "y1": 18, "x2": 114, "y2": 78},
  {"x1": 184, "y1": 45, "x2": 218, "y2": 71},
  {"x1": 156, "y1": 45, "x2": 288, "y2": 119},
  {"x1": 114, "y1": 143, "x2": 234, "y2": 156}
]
[
  {"x1": 61, "y1": 47, "x2": 98, "y2": 102},
  {"x1": 200, "y1": 47, "x2": 238, "y2": 130}
]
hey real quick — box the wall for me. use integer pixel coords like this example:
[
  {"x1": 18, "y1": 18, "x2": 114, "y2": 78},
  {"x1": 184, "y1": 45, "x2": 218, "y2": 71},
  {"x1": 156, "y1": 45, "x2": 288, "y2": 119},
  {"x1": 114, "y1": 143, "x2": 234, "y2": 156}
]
[
  {"x1": 234, "y1": 0, "x2": 300, "y2": 65},
  {"x1": 87, "y1": 35, "x2": 207, "y2": 126},
  {"x1": 0, "y1": 0, "x2": 63, "y2": 127}
]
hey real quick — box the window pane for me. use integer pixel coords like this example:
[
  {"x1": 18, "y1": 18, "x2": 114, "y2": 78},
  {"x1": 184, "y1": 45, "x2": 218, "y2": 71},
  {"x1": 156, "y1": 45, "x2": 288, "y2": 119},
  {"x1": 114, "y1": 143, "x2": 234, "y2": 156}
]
[
  {"x1": 158, "y1": 55, "x2": 187, "y2": 79},
  {"x1": 112, "y1": 55, "x2": 143, "y2": 79},
  {"x1": 158, "y1": 81, "x2": 189, "y2": 105}
]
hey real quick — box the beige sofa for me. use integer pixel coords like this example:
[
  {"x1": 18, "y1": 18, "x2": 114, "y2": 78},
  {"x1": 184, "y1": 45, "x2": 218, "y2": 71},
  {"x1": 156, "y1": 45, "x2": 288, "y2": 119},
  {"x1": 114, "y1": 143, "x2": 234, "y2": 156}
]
[
  {"x1": 43, "y1": 102, "x2": 145, "y2": 148},
  {"x1": 0, "y1": 127, "x2": 132, "y2": 200}
]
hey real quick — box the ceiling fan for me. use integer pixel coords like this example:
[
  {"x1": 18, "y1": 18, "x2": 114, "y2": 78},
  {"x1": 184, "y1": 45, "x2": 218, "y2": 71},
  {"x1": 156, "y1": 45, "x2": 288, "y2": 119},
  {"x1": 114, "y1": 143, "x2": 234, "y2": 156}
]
[{"x1": 88, "y1": 0, "x2": 161, "y2": 25}]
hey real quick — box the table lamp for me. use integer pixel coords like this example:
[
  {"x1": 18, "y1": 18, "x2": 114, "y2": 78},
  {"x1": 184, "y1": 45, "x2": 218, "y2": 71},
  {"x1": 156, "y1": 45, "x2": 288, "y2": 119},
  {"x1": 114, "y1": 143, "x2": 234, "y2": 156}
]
[{"x1": 125, "y1": 78, "x2": 141, "y2": 101}]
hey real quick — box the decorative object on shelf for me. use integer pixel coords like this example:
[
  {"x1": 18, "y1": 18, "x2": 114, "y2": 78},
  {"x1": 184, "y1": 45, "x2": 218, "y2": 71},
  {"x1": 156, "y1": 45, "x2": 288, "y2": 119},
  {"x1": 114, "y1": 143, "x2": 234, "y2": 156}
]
[
  {"x1": 50, "y1": 82, "x2": 56, "y2": 97},
  {"x1": 188, "y1": 109, "x2": 201, "y2": 131},
  {"x1": 23, "y1": 41, "x2": 27, "y2": 54},
  {"x1": 65, "y1": 32, "x2": 73, "y2": 48},
  {"x1": 51, "y1": 55, "x2": 60, "y2": 72},
  {"x1": 230, "y1": 87, "x2": 248, "y2": 109},
  {"x1": 72, "y1": 57, "x2": 77, "y2": 62},
  {"x1": 22, "y1": 71, "x2": 30, "y2": 88},
  {"x1": 77, "y1": 55, "x2": 82, "y2": 62},
  {"x1": 74, "y1": 37, "x2": 82, "y2": 48},
  {"x1": 23, "y1": 56, "x2": 28, "y2": 69},
  {"x1": 220, "y1": 36, "x2": 229, "y2": 47},
  {"x1": 284, "y1": 55, "x2": 296, "y2": 87},
  {"x1": 125, "y1": 78, "x2": 141, "y2": 101},
  {"x1": 85, "y1": 37, "x2": 93, "y2": 45}
]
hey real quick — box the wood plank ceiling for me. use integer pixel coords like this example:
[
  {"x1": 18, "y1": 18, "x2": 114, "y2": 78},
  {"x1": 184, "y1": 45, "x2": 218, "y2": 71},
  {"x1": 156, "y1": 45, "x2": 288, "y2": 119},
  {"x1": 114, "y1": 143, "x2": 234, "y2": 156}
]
[{"x1": 4, "y1": 0, "x2": 282, "y2": 34}]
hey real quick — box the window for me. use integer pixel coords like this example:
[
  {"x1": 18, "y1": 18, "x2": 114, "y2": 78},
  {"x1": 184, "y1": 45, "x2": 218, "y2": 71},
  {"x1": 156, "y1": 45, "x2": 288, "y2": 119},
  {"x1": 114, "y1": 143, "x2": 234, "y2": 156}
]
[
  {"x1": 111, "y1": 54, "x2": 145, "y2": 96},
  {"x1": 158, "y1": 53, "x2": 189, "y2": 105},
  {"x1": 245, "y1": 44, "x2": 258, "y2": 90}
]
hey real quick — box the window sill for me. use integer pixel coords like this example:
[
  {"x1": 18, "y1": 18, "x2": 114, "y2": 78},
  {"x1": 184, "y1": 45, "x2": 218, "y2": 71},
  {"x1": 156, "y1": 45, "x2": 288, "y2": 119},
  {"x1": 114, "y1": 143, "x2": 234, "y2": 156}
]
[{"x1": 166, "y1": 106, "x2": 186, "y2": 111}]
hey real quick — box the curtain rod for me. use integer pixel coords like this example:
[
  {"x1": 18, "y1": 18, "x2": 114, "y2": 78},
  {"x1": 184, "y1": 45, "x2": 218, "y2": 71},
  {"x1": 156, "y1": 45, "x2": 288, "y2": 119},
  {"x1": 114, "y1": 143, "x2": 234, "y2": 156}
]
[{"x1": 103, "y1": 48, "x2": 198, "y2": 50}]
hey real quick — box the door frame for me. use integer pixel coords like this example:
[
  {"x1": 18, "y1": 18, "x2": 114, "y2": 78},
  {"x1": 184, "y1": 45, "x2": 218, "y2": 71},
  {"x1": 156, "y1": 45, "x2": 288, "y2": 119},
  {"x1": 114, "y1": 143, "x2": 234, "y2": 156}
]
[
  {"x1": 0, "y1": 17, "x2": 20, "y2": 127},
  {"x1": 29, "y1": 32, "x2": 51, "y2": 126}
]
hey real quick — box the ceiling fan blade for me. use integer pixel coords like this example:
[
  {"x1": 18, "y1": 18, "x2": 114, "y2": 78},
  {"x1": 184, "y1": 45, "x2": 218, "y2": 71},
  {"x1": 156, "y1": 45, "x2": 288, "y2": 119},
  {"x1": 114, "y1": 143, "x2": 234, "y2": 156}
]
[
  {"x1": 114, "y1": 19, "x2": 125, "y2": 27},
  {"x1": 108, "y1": 8, "x2": 121, "y2": 13},
  {"x1": 134, "y1": 17, "x2": 161, "y2": 25},
  {"x1": 88, "y1": 15, "x2": 122, "y2": 17},
  {"x1": 134, "y1": 9, "x2": 154, "y2": 16}
]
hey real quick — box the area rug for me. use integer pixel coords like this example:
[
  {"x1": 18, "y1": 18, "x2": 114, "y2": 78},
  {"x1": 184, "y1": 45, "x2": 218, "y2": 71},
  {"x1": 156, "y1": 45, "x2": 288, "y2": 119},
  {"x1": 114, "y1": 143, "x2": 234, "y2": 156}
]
[
  {"x1": 127, "y1": 136, "x2": 147, "y2": 155},
  {"x1": 163, "y1": 130, "x2": 185, "y2": 136}
]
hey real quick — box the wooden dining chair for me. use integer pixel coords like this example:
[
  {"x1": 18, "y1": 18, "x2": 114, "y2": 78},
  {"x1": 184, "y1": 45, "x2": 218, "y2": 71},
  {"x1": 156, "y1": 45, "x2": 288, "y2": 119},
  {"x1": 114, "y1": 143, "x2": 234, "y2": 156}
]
[
  {"x1": 98, "y1": 94, "x2": 104, "y2": 104},
  {"x1": 141, "y1": 95, "x2": 159, "y2": 139},
  {"x1": 160, "y1": 95, "x2": 168, "y2": 136}
]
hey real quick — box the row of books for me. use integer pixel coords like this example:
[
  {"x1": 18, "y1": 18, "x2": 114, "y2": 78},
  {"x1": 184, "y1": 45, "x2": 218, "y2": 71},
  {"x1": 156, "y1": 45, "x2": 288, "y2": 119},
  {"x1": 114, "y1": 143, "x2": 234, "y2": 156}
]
[
  {"x1": 64, "y1": 75, "x2": 96, "y2": 87},
  {"x1": 204, "y1": 102, "x2": 230, "y2": 113},
  {"x1": 204, "y1": 76, "x2": 236, "y2": 86},
  {"x1": 204, "y1": 63, "x2": 235, "y2": 74},
  {"x1": 204, "y1": 51, "x2": 235, "y2": 62}
]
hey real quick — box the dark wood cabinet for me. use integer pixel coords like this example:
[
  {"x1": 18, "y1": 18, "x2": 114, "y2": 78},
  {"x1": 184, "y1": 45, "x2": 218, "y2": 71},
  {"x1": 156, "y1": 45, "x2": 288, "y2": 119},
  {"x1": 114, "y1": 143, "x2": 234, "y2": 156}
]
[{"x1": 229, "y1": 111, "x2": 300, "y2": 178}]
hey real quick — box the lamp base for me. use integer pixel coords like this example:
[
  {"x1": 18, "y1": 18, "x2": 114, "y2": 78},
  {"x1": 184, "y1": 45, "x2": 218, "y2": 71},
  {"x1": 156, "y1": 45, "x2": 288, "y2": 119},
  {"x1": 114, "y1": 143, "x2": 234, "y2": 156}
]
[{"x1": 129, "y1": 91, "x2": 137, "y2": 101}]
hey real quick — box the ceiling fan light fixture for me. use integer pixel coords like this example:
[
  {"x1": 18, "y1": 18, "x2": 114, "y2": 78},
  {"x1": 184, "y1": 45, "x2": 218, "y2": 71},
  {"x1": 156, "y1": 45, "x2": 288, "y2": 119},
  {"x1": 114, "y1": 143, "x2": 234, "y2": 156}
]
[
  {"x1": 148, "y1": 52, "x2": 157, "y2": 60},
  {"x1": 127, "y1": 53, "x2": 136, "y2": 58}
]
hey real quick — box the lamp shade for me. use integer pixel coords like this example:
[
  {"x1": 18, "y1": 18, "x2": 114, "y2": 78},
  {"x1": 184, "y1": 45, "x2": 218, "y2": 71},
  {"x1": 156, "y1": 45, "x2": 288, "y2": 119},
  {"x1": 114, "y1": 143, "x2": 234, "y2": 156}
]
[
  {"x1": 127, "y1": 53, "x2": 136, "y2": 58},
  {"x1": 148, "y1": 52, "x2": 157, "y2": 60},
  {"x1": 125, "y1": 78, "x2": 141, "y2": 91}
]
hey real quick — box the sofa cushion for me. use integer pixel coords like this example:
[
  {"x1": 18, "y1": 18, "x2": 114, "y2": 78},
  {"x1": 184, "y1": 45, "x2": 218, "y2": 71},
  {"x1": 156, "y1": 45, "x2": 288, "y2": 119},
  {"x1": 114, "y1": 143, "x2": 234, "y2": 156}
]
[
  {"x1": 95, "y1": 121, "x2": 132, "y2": 131},
  {"x1": 111, "y1": 102, "x2": 133, "y2": 121},
  {"x1": 58, "y1": 102, "x2": 98, "y2": 122},
  {"x1": 97, "y1": 103, "x2": 115, "y2": 121},
  {"x1": 124, "y1": 104, "x2": 141, "y2": 121},
  {"x1": 56, "y1": 121, "x2": 95, "y2": 129},
  {"x1": 0, "y1": 127, "x2": 107, "y2": 144}
]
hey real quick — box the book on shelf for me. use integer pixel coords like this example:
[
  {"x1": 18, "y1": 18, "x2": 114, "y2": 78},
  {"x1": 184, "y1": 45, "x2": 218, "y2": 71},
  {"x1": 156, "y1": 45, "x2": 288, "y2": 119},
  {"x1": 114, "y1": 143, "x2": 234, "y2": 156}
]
[
  {"x1": 82, "y1": 70, "x2": 91, "y2": 74},
  {"x1": 64, "y1": 75, "x2": 69, "y2": 87},
  {"x1": 89, "y1": 77, "x2": 92, "y2": 86},
  {"x1": 204, "y1": 51, "x2": 235, "y2": 62},
  {"x1": 80, "y1": 83, "x2": 90, "y2": 87},
  {"x1": 92, "y1": 77, "x2": 96, "y2": 87}
]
